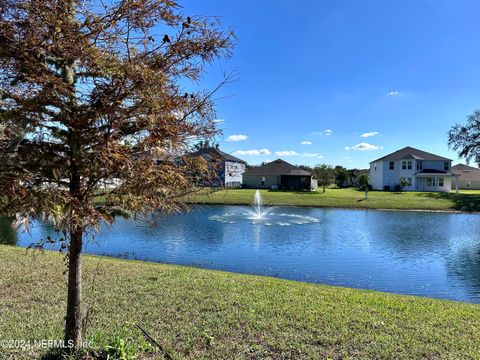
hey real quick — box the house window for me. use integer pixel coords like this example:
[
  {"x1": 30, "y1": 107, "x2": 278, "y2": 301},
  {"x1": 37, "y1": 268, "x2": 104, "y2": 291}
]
[
  {"x1": 444, "y1": 162, "x2": 449, "y2": 171},
  {"x1": 261, "y1": 177, "x2": 265, "y2": 186},
  {"x1": 416, "y1": 161, "x2": 423, "y2": 170},
  {"x1": 427, "y1": 178, "x2": 433, "y2": 187},
  {"x1": 438, "y1": 178, "x2": 444, "y2": 187},
  {"x1": 467, "y1": 181, "x2": 471, "y2": 188},
  {"x1": 407, "y1": 161, "x2": 412, "y2": 170},
  {"x1": 374, "y1": 163, "x2": 377, "y2": 171},
  {"x1": 402, "y1": 161, "x2": 412, "y2": 170},
  {"x1": 389, "y1": 162, "x2": 394, "y2": 170},
  {"x1": 407, "y1": 178, "x2": 412, "y2": 186},
  {"x1": 402, "y1": 161, "x2": 406, "y2": 170}
]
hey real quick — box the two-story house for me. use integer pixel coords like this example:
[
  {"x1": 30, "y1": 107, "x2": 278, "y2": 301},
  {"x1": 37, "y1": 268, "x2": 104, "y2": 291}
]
[
  {"x1": 369, "y1": 147, "x2": 455, "y2": 192},
  {"x1": 187, "y1": 147, "x2": 247, "y2": 188}
]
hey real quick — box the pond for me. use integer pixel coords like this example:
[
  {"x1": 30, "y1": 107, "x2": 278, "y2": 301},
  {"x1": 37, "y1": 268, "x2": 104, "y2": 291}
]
[{"x1": 2, "y1": 205, "x2": 480, "y2": 303}]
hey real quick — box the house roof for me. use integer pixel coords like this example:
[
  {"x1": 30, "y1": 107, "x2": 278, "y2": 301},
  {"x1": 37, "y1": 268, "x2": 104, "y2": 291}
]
[
  {"x1": 452, "y1": 163, "x2": 480, "y2": 171},
  {"x1": 243, "y1": 159, "x2": 311, "y2": 176},
  {"x1": 370, "y1": 146, "x2": 451, "y2": 163},
  {"x1": 452, "y1": 164, "x2": 480, "y2": 181},
  {"x1": 416, "y1": 169, "x2": 449, "y2": 174},
  {"x1": 189, "y1": 147, "x2": 246, "y2": 164}
]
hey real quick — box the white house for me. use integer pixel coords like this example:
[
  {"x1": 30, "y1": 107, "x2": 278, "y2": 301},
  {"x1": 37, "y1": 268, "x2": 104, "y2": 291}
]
[
  {"x1": 369, "y1": 147, "x2": 457, "y2": 192},
  {"x1": 188, "y1": 147, "x2": 247, "y2": 188}
]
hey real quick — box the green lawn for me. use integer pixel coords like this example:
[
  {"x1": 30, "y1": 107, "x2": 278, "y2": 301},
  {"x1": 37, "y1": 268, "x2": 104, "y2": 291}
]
[
  {"x1": 185, "y1": 188, "x2": 480, "y2": 212},
  {"x1": 1, "y1": 245, "x2": 479, "y2": 359}
]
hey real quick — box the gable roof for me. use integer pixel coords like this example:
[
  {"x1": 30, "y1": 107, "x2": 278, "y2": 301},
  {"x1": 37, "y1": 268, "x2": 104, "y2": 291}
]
[
  {"x1": 452, "y1": 163, "x2": 480, "y2": 171},
  {"x1": 243, "y1": 159, "x2": 311, "y2": 176},
  {"x1": 370, "y1": 146, "x2": 451, "y2": 163},
  {"x1": 189, "y1": 147, "x2": 246, "y2": 164},
  {"x1": 452, "y1": 164, "x2": 480, "y2": 181}
]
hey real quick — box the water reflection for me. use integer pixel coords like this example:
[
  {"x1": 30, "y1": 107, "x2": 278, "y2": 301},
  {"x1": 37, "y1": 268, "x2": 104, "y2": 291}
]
[
  {"x1": 445, "y1": 242, "x2": 480, "y2": 300},
  {"x1": 4, "y1": 206, "x2": 480, "y2": 303}
]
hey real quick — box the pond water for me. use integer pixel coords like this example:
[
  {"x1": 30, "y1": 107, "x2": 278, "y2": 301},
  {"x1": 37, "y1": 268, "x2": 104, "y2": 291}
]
[{"x1": 2, "y1": 205, "x2": 480, "y2": 303}]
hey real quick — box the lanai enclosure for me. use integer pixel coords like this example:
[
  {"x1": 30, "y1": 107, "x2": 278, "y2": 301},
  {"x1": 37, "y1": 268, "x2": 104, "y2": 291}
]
[
  {"x1": 243, "y1": 159, "x2": 318, "y2": 191},
  {"x1": 369, "y1": 147, "x2": 459, "y2": 192}
]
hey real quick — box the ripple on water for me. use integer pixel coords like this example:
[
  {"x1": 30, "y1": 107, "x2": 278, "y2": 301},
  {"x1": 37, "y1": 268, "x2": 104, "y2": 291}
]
[{"x1": 209, "y1": 210, "x2": 320, "y2": 226}]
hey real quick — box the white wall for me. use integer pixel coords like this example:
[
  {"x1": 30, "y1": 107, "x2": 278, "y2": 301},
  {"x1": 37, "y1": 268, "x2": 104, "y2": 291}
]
[
  {"x1": 370, "y1": 159, "x2": 452, "y2": 191},
  {"x1": 416, "y1": 176, "x2": 452, "y2": 192},
  {"x1": 369, "y1": 161, "x2": 384, "y2": 190},
  {"x1": 372, "y1": 160, "x2": 415, "y2": 190},
  {"x1": 383, "y1": 160, "x2": 400, "y2": 188},
  {"x1": 397, "y1": 160, "x2": 417, "y2": 190},
  {"x1": 225, "y1": 161, "x2": 246, "y2": 187}
]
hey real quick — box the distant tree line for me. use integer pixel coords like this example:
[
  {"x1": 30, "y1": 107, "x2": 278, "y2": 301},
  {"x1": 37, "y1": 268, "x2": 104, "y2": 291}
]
[{"x1": 298, "y1": 164, "x2": 369, "y2": 192}]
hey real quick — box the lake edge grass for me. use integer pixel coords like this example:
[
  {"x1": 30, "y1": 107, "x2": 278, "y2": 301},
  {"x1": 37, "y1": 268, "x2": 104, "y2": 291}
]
[
  {"x1": 184, "y1": 188, "x2": 480, "y2": 213},
  {"x1": 1, "y1": 245, "x2": 479, "y2": 359}
]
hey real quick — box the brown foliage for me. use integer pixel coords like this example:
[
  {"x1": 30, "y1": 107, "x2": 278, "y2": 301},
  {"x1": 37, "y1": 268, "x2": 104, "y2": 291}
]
[
  {"x1": 0, "y1": 0, "x2": 235, "y2": 231},
  {"x1": 0, "y1": 0, "x2": 234, "y2": 350}
]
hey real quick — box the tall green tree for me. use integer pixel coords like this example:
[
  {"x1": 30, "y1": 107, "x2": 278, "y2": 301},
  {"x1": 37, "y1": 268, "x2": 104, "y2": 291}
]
[
  {"x1": 334, "y1": 165, "x2": 348, "y2": 188},
  {"x1": 448, "y1": 110, "x2": 480, "y2": 166},
  {"x1": 0, "y1": 0, "x2": 233, "y2": 351},
  {"x1": 347, "y1": 169, "x2": 358, "y2": 187},
  {"x1": 357, "y1": 174, "x2": 369, "y2": 189},
  {"x1": 313, "y1": 164, "x2": 334, "y2": 193}
]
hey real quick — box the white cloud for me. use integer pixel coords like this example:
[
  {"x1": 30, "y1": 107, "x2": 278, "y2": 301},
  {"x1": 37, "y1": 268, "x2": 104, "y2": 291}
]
[
  {"x1": 302, "y1": 153, "x2": 319, "y2": 157},
  {"x1": 233, "y1": 149, "x2": 271, "y2": 156},
  {"x1": 360, "y1": 131, "x2": 379, "y2": 138},
  {"x1": 347, "y1": 142, "x2": 383, "y2": 151},
  {"x1": 300, "y1": 141, "x2": 312, "y2": 145},
  {"x1": 387, "y1": 91, "x2": 399, "y2": 96},
  {"x1": 213, "y1": 119, "x2": 225, "y2": 124},
  {"x1": 310, "y1": 129, "x2": 333, "y2": 136},
  {"x1": 275, "y1": 150, "x2": 299, "y2": 157},
  {"x1": 317, "y1": 155, "x2": 324, "y2": 159},
  {"x1": 226, "y1": 134, "x2": 248, "y2": 142}
]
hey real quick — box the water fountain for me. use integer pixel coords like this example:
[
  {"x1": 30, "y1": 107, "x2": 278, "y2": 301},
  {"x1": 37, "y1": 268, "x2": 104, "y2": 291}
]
[
  {"x1": 248, "y1": 190, "x2": 273, "y2": 219},
  {"x1": 209, "y1": 190, "x2": 319, "y2": 226}
]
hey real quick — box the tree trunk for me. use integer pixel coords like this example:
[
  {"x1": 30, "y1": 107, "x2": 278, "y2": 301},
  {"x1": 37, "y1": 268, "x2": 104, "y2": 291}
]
[{"x1": 65, "y1": 227, "x2": 83, "y2": 350}]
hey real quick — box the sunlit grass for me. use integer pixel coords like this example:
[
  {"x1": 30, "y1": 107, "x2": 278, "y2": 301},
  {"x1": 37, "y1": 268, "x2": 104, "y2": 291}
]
[
  {"x1": 185, "y1": 188, "x2": 480, "y2": 212},
  {"x1": 1, "y1": 245, "x2": 479, "y2": 359}
]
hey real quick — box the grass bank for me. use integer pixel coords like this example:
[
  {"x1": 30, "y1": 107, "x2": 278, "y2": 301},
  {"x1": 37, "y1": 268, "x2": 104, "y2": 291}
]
[
  {"x1": 0, "y1": 245, "x2": 479, "y2": 359},
  {"x1": 186, "y1": 188, "x2": 480, "y2": 212}
]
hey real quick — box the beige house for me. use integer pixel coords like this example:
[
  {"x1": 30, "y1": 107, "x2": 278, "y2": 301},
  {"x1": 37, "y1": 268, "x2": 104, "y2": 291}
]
[
  {"x1": 243, "y1": 159, "x2": 317, "y2": 191},
  {"x1": 452, "y1": 164, "x2": 480, "y2": 190}
]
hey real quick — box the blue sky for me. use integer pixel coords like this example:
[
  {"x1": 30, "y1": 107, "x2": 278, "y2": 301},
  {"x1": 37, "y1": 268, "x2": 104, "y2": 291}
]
[{"x1": 181, "y1": 0, "x2": 480, "y2": 168}]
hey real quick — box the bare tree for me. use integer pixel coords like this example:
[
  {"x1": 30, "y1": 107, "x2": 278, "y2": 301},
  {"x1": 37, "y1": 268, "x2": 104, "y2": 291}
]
[{"x1": 0, "y1": 0, "x2": 234, "y2": 351}]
